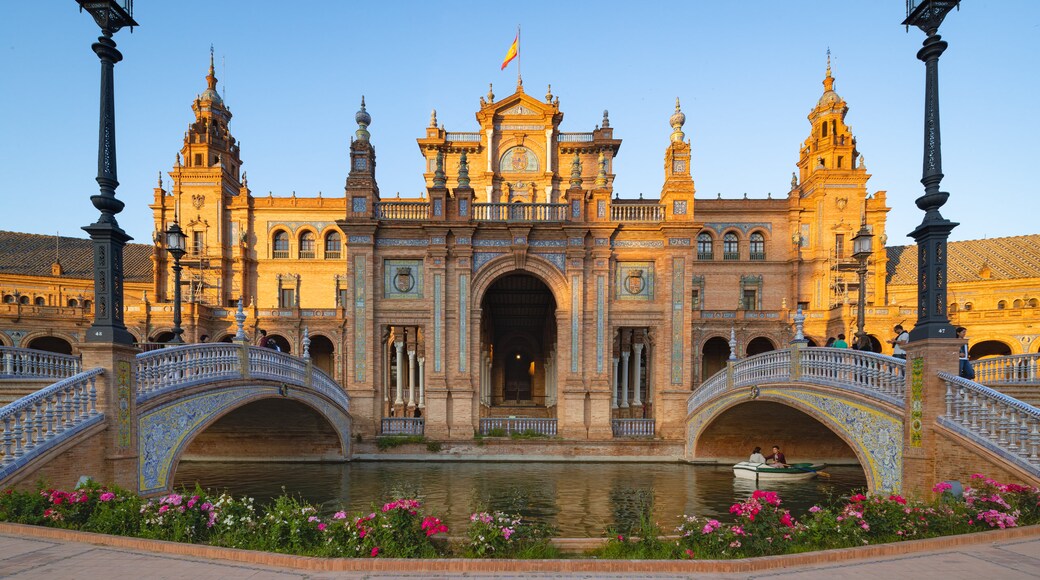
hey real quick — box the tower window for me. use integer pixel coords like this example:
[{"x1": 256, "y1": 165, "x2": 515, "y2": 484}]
[
  {"x1": 194, "y1": 153, "x2": 203, "y2": 167},
  {"x1": 837, "y1": 156, "x2": 843, "y2": 168},
  {"x1": 192, "y1": 231, "x2": 204, "y2": 255},
  {"x1": 835, "y1": 234, "x2": 845, "y2": 259},
  {"x1": 821, "y1": 123, "x2": 828, "y2": 137}
]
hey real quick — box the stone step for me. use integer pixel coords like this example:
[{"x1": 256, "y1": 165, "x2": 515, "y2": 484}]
[
  {"x1": 484, "y1": 405, "x2": 554, "y2": 419},
  {"x1": 988, "y1": 385, "x2": 1040, "y2": 408},
  {"x1": 0, "y1": 379, "x2": 55, "y2": 407}
]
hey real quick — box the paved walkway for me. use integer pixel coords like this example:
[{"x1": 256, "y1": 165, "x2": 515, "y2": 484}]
[{"x1": 0, "y1": 531, "x2": 1037, "y2": 579}]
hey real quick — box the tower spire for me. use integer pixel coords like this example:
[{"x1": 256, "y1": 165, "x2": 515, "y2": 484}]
[
  {"x1": 823, "y1": 48, "x2": 834, "y2": 92},
  {"x1": 207, "y1": 44, "x2": 217, "y2": 91}
]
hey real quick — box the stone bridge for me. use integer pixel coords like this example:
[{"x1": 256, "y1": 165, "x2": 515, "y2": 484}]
[
  {"x1": 687, "y1": 344, "x2": 1040, "y2": 494},
  {"x1": 0, "y1": 343, "x2": 351, "y2": 495}
]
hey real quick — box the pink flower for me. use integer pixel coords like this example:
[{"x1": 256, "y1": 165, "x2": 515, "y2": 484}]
[
  {"x1": 333, "y1": 511, "x2": 347, "y2": 520},
  {"x1": 849, "y1": 493, "x2": 867, "y2": 503},
  {"x1": 501, "y1": 527, "x2": 513, "y2": 540},
  {"x1": 158, "y1": 505, "x2": 169, "y2": 514},
  {"x1": 932, "y1": 481, "x2": 953, "y2": 494},
  {"x1": 729, "y1": 540, "x2": 741, "y2": 548},
  {"x1": 308, "y1": 516, "x2": 320, "y2": 523},
  {"x1": 780, "y1": 512, "x2": 794, "y2": 528},
  {"x1": 99, "y1": 492, "x2": 115, "y2": 502},
  {"x1": 617, "y1": 534, "x2": 624, "y2": 541},
  {"x1": 684, "y1": 548, "x2": 695, "y2": 558},
  {"x1": 861, "y1": 522, "x2": 870, "y2": 531},
  {"x1": 317, "y1": 523, "x2": 327, "y2": 532},
  {"x1": 888, "y1": 494, "x2": 907, "y2": 505},
  {"x1": 370, "y1": 547, "x2": 379, "y2": 557},
  {"x1": 809, "y1": 505, "x2": 821, "y2": 513}
]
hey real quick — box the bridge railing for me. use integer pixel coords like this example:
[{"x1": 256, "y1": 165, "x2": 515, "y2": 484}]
[
  {"x1": 0, "y1": 347, "x2": 81, "y2": 380},
  {"x1": 135, "y1": 344, "x2": 349, "y2": 412},
  {"x1": 479, "y1": 417, "x2": 557, "y2": 437},
  {"x1": 381, "y1": 417, "x2": 424, "y2": 435},
  {"x1": 688, "y1": 347, "x2": 906, "y2": 415},
  {"x1": 612, "y1": 418, "x2": 655, "y2": 438},
  {"x1": 0, "y1": 368, "x2": 103, "y2": 479},
  {"x1": 939, "y1": 371, "x2": 1040, "y2": 472},
  {"x1": 973, "y1": 354, "x2": 1040, "y2": 385}
]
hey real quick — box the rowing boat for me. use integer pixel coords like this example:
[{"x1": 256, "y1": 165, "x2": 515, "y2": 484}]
[{"x1": 732, "y1": 461, "x2": 826, "y2": 482}]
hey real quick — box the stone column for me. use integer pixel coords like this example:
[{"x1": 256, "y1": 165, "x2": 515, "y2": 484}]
[
  {"x1": 394, "y1": 340, "x2": 405, "y2": 406},
  {"x1": 902, "y1": 338, "x2": 960, "y2": 496},
  {"x1": 78, "y1": 343, "x2": 139, "y2": 491},
  {"x1": 620, "y1": 351, "x2": 630, "y2": 408},
  {"x1": 632, "y1": 342, "x2": 644, "y2": 407},
  {"x1": 611, "y1": 356, "x2": 619, "y2": 409},
  {"x1": 407, "y1": 349, "x2": 417, "y2": 408},
  {"x1": 417, "y1": 355, "x2": 426, "y2": 409}
]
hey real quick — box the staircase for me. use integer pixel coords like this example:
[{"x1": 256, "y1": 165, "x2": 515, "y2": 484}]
[
  {"x1": 986, "y1": 384, "x2": 1040, "y2": 408},
  {"x1": 0, "y1": 379, "x2": 56, "y2": 406},
  {"x1": 484, "y1": 402, "x2": 554, "y2": 419}
]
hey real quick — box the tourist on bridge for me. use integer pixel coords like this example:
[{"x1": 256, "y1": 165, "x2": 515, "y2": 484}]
[
  {"x1": 833, "y1": 334, "x2": 849, "y2": 348},
  {"x1": 957, "y1": 326, "x2": 975, "y2": 380},
  {"x1": 767, "y1": 445, "x2": 788, "y2": 468},
  {"x1": 889, "y1": 325, "x2": 909, "y2": 359},
  {"x1": 749, "y1": 447, "x2": 767, "y2": 464},
  {"x1": 255, "y1": 329, "x2": 268, "y2": 347},
  {"x1": 824, "y1": 337, "x2": 836, "y2": 347}
]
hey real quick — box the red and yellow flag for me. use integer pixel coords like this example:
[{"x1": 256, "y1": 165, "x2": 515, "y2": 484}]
[{"x1": 501, "y1": 34, "x2": 519, "y2": 70}]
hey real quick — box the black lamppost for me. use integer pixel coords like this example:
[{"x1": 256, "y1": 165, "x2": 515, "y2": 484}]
[
  {"x1": 77, "y1": 1, "x2": 138, "y2": 345},
  {"x1": 165, "y1": 222, "x2": 187, "y2": 344},
  {"x1": 903, "y1": 0, "x2": 960, "y2": 342},
  {"x1": 852, "y1": 218, "x2": 874, "y2": 350}
]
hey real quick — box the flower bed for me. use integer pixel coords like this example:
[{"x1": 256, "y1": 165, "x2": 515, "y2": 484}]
[{"x1": 1, "y1": 475, "x2": 1037, "y2": 560}]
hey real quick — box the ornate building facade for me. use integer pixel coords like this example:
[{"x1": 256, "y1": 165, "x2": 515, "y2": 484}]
[{"x1": 2, "y1": 58, "x2": 1038, "y2": 440}]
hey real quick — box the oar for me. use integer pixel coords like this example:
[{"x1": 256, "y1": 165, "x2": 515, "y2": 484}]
[{"x1": 790, "y1": 464, "x2": 830, "y2": 477}]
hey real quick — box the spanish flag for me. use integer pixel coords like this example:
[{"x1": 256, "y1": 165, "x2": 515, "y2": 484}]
[{"x1": 501, "y1": 34, "x2": 519, "y2": 70}]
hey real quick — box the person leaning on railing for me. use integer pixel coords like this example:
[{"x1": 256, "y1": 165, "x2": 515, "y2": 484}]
[{"x1": 889, "y1": 325, "x2": 909, "y2": 359}]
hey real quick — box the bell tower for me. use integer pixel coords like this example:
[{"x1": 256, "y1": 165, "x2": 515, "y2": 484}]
[{"x1": 659, "y1": 98, "x2": 695, "y2": 221}]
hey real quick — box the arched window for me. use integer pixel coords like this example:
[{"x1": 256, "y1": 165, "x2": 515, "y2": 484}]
[
  {"x1": 697, "y1": 233, "x2": 714, "y2": 260},
  {"x1": 83, "y1": 299, "x2": 91, "y2": 311},
  {"x1": 18, "y1": 295, "x2": 29, "y2": 305},
  {"x1": 2, "y1": 295, "x2": 13, "y2": 304},
  {"x1": 299, "y1": 231, "x2": 316, "y2": 259},
  {"x1": 34, "y1": 297, "x2": 45, "y2": 306},
  {"x1": 1013, "y1": 299, "x2": 1024, "y2": 309},
  {"x1": 949, "y1": 302, "x2": 958, "y2": 313},
  {"x1": 272, "y1": 230, "x2": 290, "y2": 259},
  {"x1": 67, "y1": 298, "x2": 79, "y2": 307},
  {"x1": 749, "y1": 232, "x2": 765, "y2": 260},
  {"x1": 723, "y1": 233, "x2": 739, "y2": 260},
  {"x1": 821, "y1": 123, "x2": 828, "y2": 137},
  {"x1": 1029, "y1": 298, "x2": 1039, "y2": 308},
  {"x1": 324, "y1": 232, "x2": 342, "y2": 259},
  {"x1": 964, "y1": 302, "x2": 973, "y2": 311},
  {"x1": 997, "y1": 300, "x2": 1008, "y2": 310}
]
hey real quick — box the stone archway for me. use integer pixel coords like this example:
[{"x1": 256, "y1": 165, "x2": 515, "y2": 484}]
[
  {"x1": 27, "y1": 336, "x2": 73, "y2": 355},
  {"x1": 701, "y1": 337, "x2": 730, "y2": 381},
  {"x1": 309, "y1": 335, "x2": 335, "y2": 376},
  {"x1": 969, "y1": 340, "x2": 1013, "y2": 359},
  {"x1": 746, "y1": 336, "x2": 776, "y2": 356}
]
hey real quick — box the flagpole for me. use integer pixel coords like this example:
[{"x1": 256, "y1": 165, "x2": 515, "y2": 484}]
[{"x1": 517, "y1": 24, "x2": 521, "y2": 88}]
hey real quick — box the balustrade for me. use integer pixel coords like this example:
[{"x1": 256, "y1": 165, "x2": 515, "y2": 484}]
[
  {"x1": 381, "y1": 417, "x2": 424, "y2": 435},
  {"x1": 610, "y1": 203, "x2": 664, "y2": 222},
  {"x1": 375, "y1": 201, "x2": 430, "y2": 221},
  {"x1": 0, "y1": 347, "x2": 81, "y2": 379},
  {"x1": 445, "y1": 132, "x2": 481, "y2": 142},
  {"x1": 611, "y1": 418, "x2": 655, "y2": 438},
  {"x1": 940, "y1": 371, "x2": 1040, "y2": 469},
  {"x1": 479, "y1": 417, "x2": 557, "y2": 436},
  {"x1": 473, "y1": 203, "x2": 567, "y2": 222},
  {"x1": 0, "y1": 368, "x2": 101, "y2": 476},
  {"x1": 973, "y1": 354, "x2": 1040, "y2": 385},
  {"x1": 557, "y1": 132, "x2": 594, "y2": 142}
]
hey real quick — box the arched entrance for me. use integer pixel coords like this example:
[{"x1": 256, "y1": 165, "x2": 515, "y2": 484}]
[
  {"x1": 480, "y1": 273, "x2": 557, "y2": 412},
  {"x1": 267, "y1": 334, "x2": 292, "y2": 353},
  {"x1": 27, "y1": 336, "x2": 73, "y2": 355},
  {"x1": 745, "y1": 336, "x2": 776, "y2": 356},
  {"x1": 309, "y1": 335, "x2": 335, "y2": 376},
  {"x1": 701, "y1": 337, "x2": 730, "y2": 380},
  {"x1": 969, "y1": 340, "x2": 1012, "y2": 359}
]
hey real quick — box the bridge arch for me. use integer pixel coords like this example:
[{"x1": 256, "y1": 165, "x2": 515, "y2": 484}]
[
  {"x1": 970, "y1": 339, "x2": 1015, "y2": 359},
  {"x1": 688, "y1": 385, "x2": 901, "y2": 492},
  {"x1": 471, "y1": 253, "x2": 570, "y2": 308},
  {"x1": 25, "y1": 334, "x2": 74, "y2": 355}
]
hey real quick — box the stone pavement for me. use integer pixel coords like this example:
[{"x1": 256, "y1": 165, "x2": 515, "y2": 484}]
[{"x1": 0, "y1": 531, "x2": 1037, "y2": 579}]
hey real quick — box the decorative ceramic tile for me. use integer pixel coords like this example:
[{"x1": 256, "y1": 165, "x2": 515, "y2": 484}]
[
  {"x1": 672, "y1": 257, "x2": 684, "y2": 384},
  {"x1": 431, "y1": 236, "x2": 446, "y2": 245},
  {"x1": 473, "y1": 239, "x2": 511, "y2": 247},
  {"x1": 354, "y1": 256, "x2": 366, "y2": 381},
  {"x1": 513, "y1": 235, "x2": 527, "y2": 245},
  {"x1": 673, "y1": 200, "x2": 688, "y2": 215},
  {"x1": 455, "y1": 236, "x2": 471, "y2": 245},
  {"x1": 473, "y1": 252, "x2": 505, "y2": 272},
  {"x1": 434, "y1": 274, "x2": 443, "y2": 372},
  {"x1": 352, "y1": 197, "x2": 367, "y2": 213},
  {"x1": 432, "y1": 199, "x2": 443, "y2": 216},
  {"x1": 569, "y1": 237, "x2": 584, "y2": 246},
  {"x1": 116, "y1": 360, "x2": 132, "y2": 449},
  {"x1": 595, "y1": 238, "x2": 609, "y2": 246},
  {"x1": 459, "y1": 199, "x2": 469, "y2": 216},
  {"x1": 539, "y1": 253, "x2": 566, "y2": 272},
  {"x1": 614, "y1": 240, "x2": 664, "y2": 249},
  {"x1": 266, "y1": 221, "x2": 335, "y2": 234},
  {"x1": 616, "y1": 261, "x2": 655, "y2": 301},
  {"x1": 668, "y1": 238, "x2": 691, "y2": 246},
  {"x1": 571, "y1": 275, "x2": 580, "y2": 372},
  {"x1": 702, "y1": 222, "x2": 772, "y2": 234},
  {"x1": 347, "y1": 235, "x2": 372, "y2": 244},
  {"x1": 597, "y1": 276, "x2": 605, "y2": 373},
  {"x1": 597, "y1": 200, "x2": 606, "y2": 218},
  {"x1": 384, "y1": 260, "x2": 423, "y2": 299},
  {"x1": 376, "y1": 238, "x2": 429, "y2": 247},
  {"x1": 531, "y1": 240, "x2": 566, "y2": 248},
  {"x1": 459, "y1": 275, "x2": 468, "y2": 372}
]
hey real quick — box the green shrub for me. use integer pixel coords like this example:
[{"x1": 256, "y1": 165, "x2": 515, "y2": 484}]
[
  {"x1": 460, "y1": 510, "x2": 558, "y2": 558},
  {"x1": 376, "y1": 435, "x2": 426, "y2": 450}
]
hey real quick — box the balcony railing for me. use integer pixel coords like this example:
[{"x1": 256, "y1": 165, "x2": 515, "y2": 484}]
[
  {"x1": 272, "y1": 250, "x2": 289, "y2": 259},
  {"x1": 473, "y1": 203, "x2": 567, "y2": 222},
  {"x1": 445, "y1": 132, "x2": 481, "y2": 142},
  {"x1": 0, "y1": 347, "x2": 82, "y2": 379},
  {"x1": 381, "y1": 417, "x2": 424, "y2": 435},
  {"x1": 611, "y1": 204, "x2": 663, "y2": 222},
  {"x1": 558, "y1": 132, "x2": 594, "y2": 142},
  {"x1": 612, "y1": 418, "x2": 655, "y2": 438},
  {"x1": 750, "y1": 252, "x2": 766, "y2": 261},
  {"x1": 723, "y1": 251, "x2": 740, "y2": 260},
  {"x1": 299, "y1": 250, "x2": 315, "y2": 259},
  {"x1": 376, "y1": 201, "x2": 430, "y2": 221},
  {"x1": 479, "y1": 417, "x2": 557, "y2": 437},
  {"x1": 324, "y1": 250, "x2": 341, "y2": 259},
  {"x1": 697, "y1": 252, "x2": 714, "y2": 261}
]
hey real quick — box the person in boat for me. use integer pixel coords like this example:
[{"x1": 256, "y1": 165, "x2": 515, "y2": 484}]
[
  {"x1": 767, "y1": 445, "x2": 788, "y2": 468},
  {"x1": 749, "y1": 446, "x2": 767, "y2": 464}
]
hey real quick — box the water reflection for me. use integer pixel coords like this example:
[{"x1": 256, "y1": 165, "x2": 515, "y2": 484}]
[{"x1": 174, "y1": 461, "x2": 867, "y2": 537}]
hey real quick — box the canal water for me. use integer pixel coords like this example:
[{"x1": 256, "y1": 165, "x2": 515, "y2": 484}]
[{"x1": 174, "y1": 461, "x2": 867, "y2": 537}]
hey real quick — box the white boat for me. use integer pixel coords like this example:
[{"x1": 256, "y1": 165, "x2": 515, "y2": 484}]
[{"x1": 732, "y1": 461, "x2": 825, "y2": 482}]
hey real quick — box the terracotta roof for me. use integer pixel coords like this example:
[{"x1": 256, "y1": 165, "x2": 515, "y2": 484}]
[
  {"x1": 0, "y1": 230, "x2": 154, "y2": 283},
  {"x1": 886, "y1": 234, "x2": 1040, "y2": 285}
]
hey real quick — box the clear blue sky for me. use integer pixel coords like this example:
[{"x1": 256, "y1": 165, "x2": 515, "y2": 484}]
[{"x1": 1, "y1": 1, "x2": 1036, "y2": 245}]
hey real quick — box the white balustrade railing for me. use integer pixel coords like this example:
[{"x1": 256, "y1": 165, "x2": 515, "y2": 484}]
[
  {"x1": 612, "y1": 418, "x2": 655, "y2": 438},
  {"x1": 939, "y1": 371, "x2": 1040, "y2": 470},
  {"x1": 558, "y1": 132, "x2": 595, "y2": 142},
  {"x1": 610, "y1": 203, "x2": 664, "y2": 222},
  {"x1": 135, "y1": 344, "x2": 349, "y2": 412},
  {"x1": 445, "y1": 132, "x2": 481, "y2": 142},
  {"x1": 0, "y1": 347, "x2": 81, "y2": 379},
  {"x1": 688, "y1": 347, "x2": 907, "y2": 415},
  {"x1": 473, "y1": 203, "x2": 567, "y2": 222},
  {"x1": 381, "y1": 417, "x2": 424, "y2": 435},
  {"x1": 973, "y1": 354, "x2": 1040, "y2": 385},
  {"x1": 376, "y1": 201, "x2": 430, "y2": 220},
  {"x1": 0, "y1": 368, "x2": 102, "y2": 478},
  {"x1": 479, "y1": 417, "x2": 557, "y2": 436}
]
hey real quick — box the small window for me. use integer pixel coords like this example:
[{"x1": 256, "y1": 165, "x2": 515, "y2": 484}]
[
  {"x1": 822, "y1": 123, "x2": 828, "y2": 137},
  {"x1": 741, "y1": 289, "x2": 757, "y2": 310},
  {"x1": 299, "y1": 231, "x2": 316, "y2": 259},
  {"x1": 194, "y1": 153, "x2": 203, "y2": 166},
  {"x1": 83, "y1": 299, "x2": 91, "y2": 311},
  {"x1": 997, "y1": 300, "x2": 1007, "y2": 310},
  {"x1": 691, "y1": 288, "x2": 701, "y2": 310},
  {"x1": 749, "y1": 233, "x2": 765, "y2": 260},
  {"x1": 272, "y1": 230, "x2": 290, "y2": 259},
  {"x1": 324, "y1": 232, "x2": 342, "y2": 259},
  {"x1": 1013, "y1": 299, "x2": 1024, "y2": 309},
  {"x1": 279, "y1": 288, "x2": 296, "y2": 308},
  {"x1": 950, "y1": 302, "x2": 958, "y2": 313},
  {"x1": 723, "y1": 233, "x2": 739, "y2": 260},
  {"x1": 67, "y1": 298, "x2": 79, "y2": 307},
  {"x1": 34, "y1": 296, "x2": 45, "y2": 306},
  {"x1": 18, "y1": 295, "x2": 29, "y2": 305},
  {"x1": 697, "y1": 233, "x2": 714, "y2": 260},
  {"x1": 192, "y1": 231, "x2": 204, "y2": 255},
  {"x1": 337, "y1": 288, "x2": 349, "y2": 307},
  {"x1": 835, "y1": 234, "x2": 845, "y2": 259},
  {"x1": 964, "y1": 302, "x2": 973, "y2": 311},
  {"x1": 837, "y1": 156, "x2": 843, "y2": 169},
  {"x1": 1029, "y1": 298, "x2": 1039, "y2": 308}
]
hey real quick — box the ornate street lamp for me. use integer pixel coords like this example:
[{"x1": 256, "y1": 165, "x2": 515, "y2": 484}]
[
  {"x1": 165, "y1": 222, "x2": 187, "y2": 344},
  {"x1": 852, "y1": 217, "x2": 874, "y2": 350},
  {"x1": 903, "y1": 0, "x2": 960, "y2": 341},
  {"x1": 77, "y1": 1, "x2": 138, "y2": 345}
]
